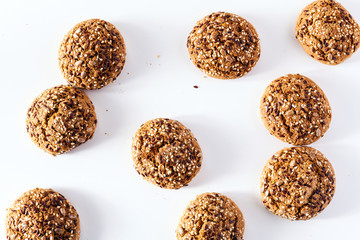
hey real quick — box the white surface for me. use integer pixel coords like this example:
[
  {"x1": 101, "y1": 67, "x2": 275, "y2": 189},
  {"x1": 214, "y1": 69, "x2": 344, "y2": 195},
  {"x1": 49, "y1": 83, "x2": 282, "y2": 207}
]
[{"x1": 0, "y1": 0, "x2": 360, "y2": 239}]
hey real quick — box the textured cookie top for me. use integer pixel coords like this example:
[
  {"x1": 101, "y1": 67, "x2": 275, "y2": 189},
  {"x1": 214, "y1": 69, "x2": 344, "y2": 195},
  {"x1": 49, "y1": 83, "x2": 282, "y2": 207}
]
[
  {"x1": 132, "y1": 118, "x2": 202, "y2": 189},
  {"x1": 260, "y1": 147, "x2": 336, "y2": 220},
  {"x1": 26, "y1": 85, "x2": 97, "y2": 155},
  {"x1": 6, "y1": 188, "x2": 80, "y2": 240},
  {"x1": 296, "y1": 0, "x2": 360, "y2": 65},
  {"x1": 260, "y1": 74, "x2": 331, "y2": 145},
  {"x1": 187, "y1": 12, "x2": 260, "y2": 79},
  {"x1": 177, "y1": 192, "x2": 245, "y2": 240},
  {"x1": 59, "y1": 19, "x2": 126, "y2": 89}
]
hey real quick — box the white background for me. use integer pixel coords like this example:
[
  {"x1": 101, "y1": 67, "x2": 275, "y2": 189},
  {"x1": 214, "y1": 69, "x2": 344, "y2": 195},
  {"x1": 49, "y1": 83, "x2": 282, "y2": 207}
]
[{"x1": 0, "y1": 0, "x2": 360, "y2": 239}]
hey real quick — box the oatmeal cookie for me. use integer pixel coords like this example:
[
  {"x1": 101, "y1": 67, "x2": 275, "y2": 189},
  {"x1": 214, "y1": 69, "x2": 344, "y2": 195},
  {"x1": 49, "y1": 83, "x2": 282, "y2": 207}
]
[
  {"x1": 187, "y1": 12, "x2": 260, "y2": 79},
  {"x1": 260, "y1": 74, "x2": 331, "y2": 145},
  {"x1": 132, "y1": 118, "x2": 202, "y2": 189},
  {"x1": 177, "y1": 192, "x2": 245, "y2": 239},
  {"x1": 6, "y1": 188, "x2": 80, "y2": 240},
  {"x1": 26, "y1": 85, "x2": 97, "y2": 155},
  {"x1": 296, "y1": 0, "x2": 360, "y2": 64},
  {"x1": 260, "y1": 147, "x2": 336, "y2": 220},
  {"x1": 59, "y1": 19, "x2": 126, "y2": 89}
]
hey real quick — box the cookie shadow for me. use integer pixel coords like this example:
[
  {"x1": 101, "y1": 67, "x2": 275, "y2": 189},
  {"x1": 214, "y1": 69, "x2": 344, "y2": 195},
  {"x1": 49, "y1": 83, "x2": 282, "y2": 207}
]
[
  {"x1": 303, "y1": 70, "x2": 360, "y2": 144},
  {"x1": 241, "y1": 12, "x2": 296, "y2": 77},
  {"x1": 111, "y1": 21, "x2": 162, "y2": 84},
  {"x1": 345, "y1": 52, "x2": 360, "y2": 64},
  {"x1": 342, "y1": 0, "x2": 360, "y2": 65},
  {"x1": 222, "y1": 190, "x2": 288, "y2": 239},
  {"x1": 65, "y1": 88, "x2": 129, "y2": 155},
  {"x1": 310, "y1": 144, "x2": 360, "y2": 219},
  {"x1": 54, "y1": 188, "x2": 107, "y2": 240},
  {"x1": 175, "y1": 114, "x2": 255, "y2": 188}
]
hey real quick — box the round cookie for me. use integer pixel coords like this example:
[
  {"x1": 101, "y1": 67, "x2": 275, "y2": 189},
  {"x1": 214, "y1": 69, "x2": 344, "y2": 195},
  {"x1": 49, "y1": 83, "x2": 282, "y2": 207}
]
[
  {"x1": 187, "y1": 11, "x2": 260, "y2": 79},
  {"x1": 26, "y1": 85, "x2": 97, "y2": 155},
  {"x1": 260, "y1": 74, "x2": 331, "y2": 145},
  {"x1": 6, "y1": 188, "x2": 80, "y2": 240},
  {"x1": 260, "y1": 147, "x2": 336, "y2": 220},
  {"x1": 131, "y1": 118, "x2": 202, "y2": 189},
  {"x1": 59, "y1": 19, "x2": 126, "y2": 89},
  {"x1": 177, "y1": 192, "x2": 245, "y2": 240},
  {"x1": 296, "y1": 0, "x2": 360, "y2": 65}
]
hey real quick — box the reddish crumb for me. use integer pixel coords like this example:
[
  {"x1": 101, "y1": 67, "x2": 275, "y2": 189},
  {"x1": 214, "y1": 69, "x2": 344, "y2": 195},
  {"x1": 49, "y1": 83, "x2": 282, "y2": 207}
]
[{"x1": 193, "y1": 85, "x2": 199, "y2": 89}]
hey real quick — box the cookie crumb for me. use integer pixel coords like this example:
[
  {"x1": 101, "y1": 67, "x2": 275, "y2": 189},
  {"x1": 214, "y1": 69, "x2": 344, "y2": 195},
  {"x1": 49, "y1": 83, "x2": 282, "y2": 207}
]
[
  {"x1": 193, "y1": 85, "x2": 199, "y2": 89},
  {"x1": 157, "y1": 55, "x2": 160, "y2": 58}
]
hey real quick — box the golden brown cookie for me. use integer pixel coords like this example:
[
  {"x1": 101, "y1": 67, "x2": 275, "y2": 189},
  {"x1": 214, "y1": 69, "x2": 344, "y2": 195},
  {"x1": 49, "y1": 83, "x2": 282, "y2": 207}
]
[
  {"x1": 260, "y1": 147, "x2": 336, "y2": 220},
  {"x1": 187, "y1": 12, "x2": 261, "y2": 79},
  {"x1": 177, "y1": 192, "x2": 245, "y2": 240},
  {"x1": 260, "y1": 74, "x2": 331, "y2": 145},
  {"x1": 6, "y1": 188, "x2": 80, "y2": 240},
  {"x1": 296, "y1": 0, "x2": 360, "y2": 65},
  {"x1": 59, "y1": 19, "x2": 126, "y2": 89},
  {"x1": 132, "y1": 118, "x2": 202, "y2": 189},
  {"x1": 26, "y1": 85, "x2": 97, "y2": 156}
]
